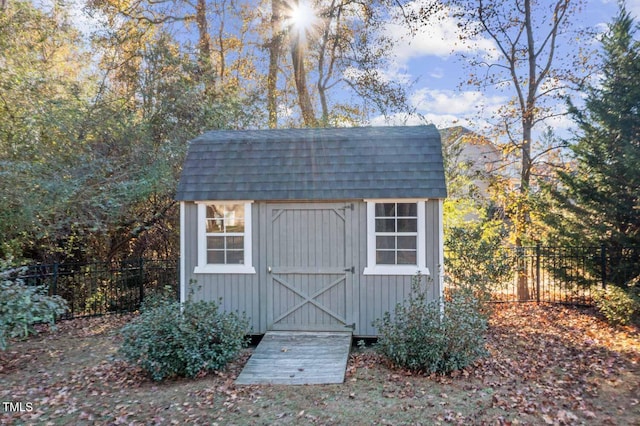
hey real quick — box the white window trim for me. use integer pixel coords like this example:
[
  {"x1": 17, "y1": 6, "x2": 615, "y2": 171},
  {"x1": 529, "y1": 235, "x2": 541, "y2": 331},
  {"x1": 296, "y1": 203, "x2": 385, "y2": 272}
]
[
  {"x1": 194, "y1": 201, "x2": 256, "y2": 274},
  {"x1": 180, "y1": 201, "x2": 186, "y2": 303},
  {"x1": 363, "y1": 199, "x2": 429, "y2": 276}
]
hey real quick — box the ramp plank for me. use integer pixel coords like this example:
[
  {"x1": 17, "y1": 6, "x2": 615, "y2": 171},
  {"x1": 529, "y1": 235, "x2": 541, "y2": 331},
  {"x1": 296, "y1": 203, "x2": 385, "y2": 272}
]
[{"x1": 235, "y1": 331, "x2": 352, "y2": 385}]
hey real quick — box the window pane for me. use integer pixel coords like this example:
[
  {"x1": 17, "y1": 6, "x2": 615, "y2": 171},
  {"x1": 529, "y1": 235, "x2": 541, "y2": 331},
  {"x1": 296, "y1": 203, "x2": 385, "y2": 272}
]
[
  {"x1": 227, "y1": 251, "x2": 244, "y2": 264},
  {"x1": 226, "y1": 221, "x2": 245, "y2": 233},
  {"x1": 227, "y1": 236, "x2": 244, "y2": 249},
  {"x1": 397, "y1": 218, "x2": 417, "y2": 232},
  {"x1": 376, "y1": 236, "x2": 395, "y2": 249},
  {"x1": 397, "y1": 251, "x2": 416, "y2": 264},
  {"x1": 375, "y1": 219, "x2": 395, "y2": 232},
  {"x1": 397, "y1": 236, "x2": 416, "y2": 250},
  {"x1": 376, "y1": 250, "x2": 395, "y2": 264},
  {"x1": 397, "y1": 203, "x2": 417, "y2": 217},
  {"x1": 226, "y1": 204, "x2": 244, "y2": 219},
  {"x1": 225, "y1": 204, "x2": 245, "y2": 232},
  {"x1": 207, "y1": 250, "x2": 225, "y2": 264},
  {"x1": 206, "y1": 219, "x2": 224, "y2": 233},
  {"x1": 206, "y1": 205, "x2": 224, "y2": 220},
  {"x1": 375, "y1": 203, "x2": 396, "y2": 217},
  {"x1": 207, "y1": 236, "x2": 225, "y2": 250}
]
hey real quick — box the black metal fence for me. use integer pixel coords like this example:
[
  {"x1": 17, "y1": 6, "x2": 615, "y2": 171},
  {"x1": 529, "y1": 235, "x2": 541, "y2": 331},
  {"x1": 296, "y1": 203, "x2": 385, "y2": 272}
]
[
  {"x1": 445, "y1": 245, "x2": 640, "y2": 305},
  {"x1": 17, "y1": 259, "x2": 179, "y2": 319},
  {"x1": 8, "y1": 246, "x2": 639, "y2": 317}
]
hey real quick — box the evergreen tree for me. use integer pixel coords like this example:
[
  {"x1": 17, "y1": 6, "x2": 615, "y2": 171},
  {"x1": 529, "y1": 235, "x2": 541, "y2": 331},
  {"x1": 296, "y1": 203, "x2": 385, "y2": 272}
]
[{"x1": 546, "y1": 3, "x2": 640, "y2": 286}]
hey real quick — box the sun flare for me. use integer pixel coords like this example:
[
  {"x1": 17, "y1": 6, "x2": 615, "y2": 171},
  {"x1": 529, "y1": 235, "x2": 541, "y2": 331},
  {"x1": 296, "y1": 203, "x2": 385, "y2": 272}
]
[{"x1": 285, "y1": 0, "x2": 320, "y2": 41}]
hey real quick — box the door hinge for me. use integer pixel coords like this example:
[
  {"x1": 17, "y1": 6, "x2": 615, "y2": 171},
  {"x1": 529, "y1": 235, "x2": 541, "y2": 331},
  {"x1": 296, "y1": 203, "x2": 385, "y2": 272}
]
[
  {"x1": 344, "y1": 266, "x2": 355, "y2": 273},
  {"x1": 343, "y1": 203, "x2": 354, "y2": 211},
  {"x1": 345, "y1": 323, "x2": 356, "y2": 330}
]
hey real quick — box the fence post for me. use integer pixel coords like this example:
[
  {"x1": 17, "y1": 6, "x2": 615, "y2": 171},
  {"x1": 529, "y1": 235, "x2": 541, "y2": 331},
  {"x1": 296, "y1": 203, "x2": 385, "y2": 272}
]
[
  {"x1": 52, "y1": 262, "x2": 59, "y2": 296},
  {"x1": 536, "y1": 244, "x2": 541, "y2": 303},
  {"x1": 601, "y1": 244, "x2": 607, "y2": 289},
  {"x1": 139, "y1": 258, "x2": 145, "y2": 305}
]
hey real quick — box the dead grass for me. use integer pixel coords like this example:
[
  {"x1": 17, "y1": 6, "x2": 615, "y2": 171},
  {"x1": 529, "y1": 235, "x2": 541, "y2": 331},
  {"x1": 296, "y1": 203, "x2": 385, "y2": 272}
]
[{"x1": 1, "y1": 304, "x2": 639, "y2": 425}]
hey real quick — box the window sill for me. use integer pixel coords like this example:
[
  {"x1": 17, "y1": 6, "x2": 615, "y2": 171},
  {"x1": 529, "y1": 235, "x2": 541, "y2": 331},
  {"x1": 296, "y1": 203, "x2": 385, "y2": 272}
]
[
  {"x1": 363, "y1": 266, "x2": 430, "y2": 276},
  {"x1": 194, "y1": 265, "x2": 256, "y2": 274}
]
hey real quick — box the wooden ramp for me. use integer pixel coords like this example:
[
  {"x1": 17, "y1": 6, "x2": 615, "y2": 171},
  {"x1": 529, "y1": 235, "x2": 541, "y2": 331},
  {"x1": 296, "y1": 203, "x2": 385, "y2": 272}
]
[{"x1": 235, "y1": 331, "x2": 352, "y2": 385}]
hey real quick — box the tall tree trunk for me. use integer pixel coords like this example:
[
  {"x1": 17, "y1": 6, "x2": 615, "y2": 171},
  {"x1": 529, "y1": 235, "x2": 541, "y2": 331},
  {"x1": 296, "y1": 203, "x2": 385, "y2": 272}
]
[
  {"x1": 318, "y1": 83, "x2": 329, "y2": 126},
  {"x1": 267, "y1": 0, "x2": 283, "y2": 129},
  {"x1": 196, "y1": 0, "x2": 213, "y2": 95},
  {"x1": 516, "y1": 114, "x2": 533, "y2": 300},
  {"x1": 291, "y1": 36, "x2": 317, "y2": 127}
]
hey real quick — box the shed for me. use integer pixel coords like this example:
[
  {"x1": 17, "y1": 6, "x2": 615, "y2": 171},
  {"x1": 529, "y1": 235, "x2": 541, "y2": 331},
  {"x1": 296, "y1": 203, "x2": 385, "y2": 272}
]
[{"x1": 176, "y1": 125, "x2": 447, "y2": 337}]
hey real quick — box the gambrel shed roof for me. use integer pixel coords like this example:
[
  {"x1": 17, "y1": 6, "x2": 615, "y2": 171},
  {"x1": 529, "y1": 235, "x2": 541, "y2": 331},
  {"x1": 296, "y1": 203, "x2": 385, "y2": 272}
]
[{"x1": 175, "y1": 125, "x2": 447, "y2": 201}]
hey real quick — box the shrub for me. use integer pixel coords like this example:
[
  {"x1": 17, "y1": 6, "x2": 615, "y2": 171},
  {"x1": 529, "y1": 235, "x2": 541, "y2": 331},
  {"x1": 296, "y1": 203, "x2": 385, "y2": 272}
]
[
  {"x1": 119, "y1": 296, "x2": 249, "y2": 381},
  {"x1": 592, "y1": 284, "x2": 639, "y2": 326},
  {"x1": 373, "y1": 275, "x2": 488, "y2": 374},
  {"x1": 0, "y1": 267, "x2": 68, "y2": 350},
  {"x1": 445, "y1": 223, "x2": 513, "y2": 308}
]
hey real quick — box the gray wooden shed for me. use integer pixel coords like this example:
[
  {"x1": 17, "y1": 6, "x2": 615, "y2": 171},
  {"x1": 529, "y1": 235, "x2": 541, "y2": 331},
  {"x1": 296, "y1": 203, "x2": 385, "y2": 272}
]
[{"x1": 176, "y1": 125, "x2": 447, "y2": 337}]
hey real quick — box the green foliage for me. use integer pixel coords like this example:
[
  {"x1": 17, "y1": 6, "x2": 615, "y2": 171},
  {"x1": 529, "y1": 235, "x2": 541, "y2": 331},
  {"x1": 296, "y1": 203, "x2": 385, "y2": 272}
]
[
  {"x1": 544, "y1": 5, "x2": 640, "y2": 287},
  {"x1": 0, "y1": 2, "x2": 262, "y2": 264},
  {"x1": 445, "y1": 221, "x2": 514, "y2": 306},
  {"x1": 592, "y1": 284, "x2": 639, "y2": 326},
  {"x1": 0, "y1": 266, "x2": 68, "y2": 350},
  {"x1": 373, "y1": 275, "x2": 488, "y2": 374},
  {"x1": 119, "y1": 296, "x2": 249, "y2": 381}
]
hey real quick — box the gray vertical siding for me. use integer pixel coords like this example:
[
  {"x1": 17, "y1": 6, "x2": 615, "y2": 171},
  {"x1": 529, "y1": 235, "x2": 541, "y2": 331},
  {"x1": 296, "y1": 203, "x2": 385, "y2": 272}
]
[
  {"x1": 182, "y1": 202, "x2": 264, "y2": 333},
  {"x1": 353, "y1": 200, "x2": 443, "y2": 337},
  {"x1": 425, "y1": 200, "x2": 443, "y2": 302},
  {"x1": 181, "y1": 199, "x2": 443, "y2": 337}
]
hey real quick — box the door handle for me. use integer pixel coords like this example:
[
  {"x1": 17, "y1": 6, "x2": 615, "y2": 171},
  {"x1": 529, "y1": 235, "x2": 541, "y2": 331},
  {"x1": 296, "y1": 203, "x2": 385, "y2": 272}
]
[{"x1": 268, "y1": 266, "x2": 272, "y2": 273}]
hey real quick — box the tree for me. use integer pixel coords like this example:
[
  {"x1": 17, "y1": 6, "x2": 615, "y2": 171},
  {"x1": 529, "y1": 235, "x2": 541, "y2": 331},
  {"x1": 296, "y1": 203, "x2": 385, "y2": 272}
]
[
  {"x1": 263, "y1": 0, "x2": 416, "y2": 127},
  {"x1": 266, "y1": 0, "x2": 284, "y2": 128},
  {"x1": 0, "y1": 0, "x2": 261, "y2": 263},
  {"x1": 0, "y1": 0, "x2": 92, "y2": 261},
  {"x1": 288, "y1": 0, "x2": 318, "y2": 126},
  {"x1": 77, "y1": 26, "x2": 261, "y2": 262},
  {"x1": 1, "y1": 0, "x2": 417, "y2": 263},
  {"x1": 544, "y1": 3, "x2": 640, "y2": 287},
  {"x1": 418, "y1": 0, "x2": 591, "y2": 298},
  {"x1": 312, "y1": 0, "x2": 412, "y2": 126}
]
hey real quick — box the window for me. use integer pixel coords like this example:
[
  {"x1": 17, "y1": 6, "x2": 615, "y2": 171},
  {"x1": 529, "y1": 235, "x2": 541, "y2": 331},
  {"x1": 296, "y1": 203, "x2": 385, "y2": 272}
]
[
  {"x1": 363, "y1": 200, "x2": 428, "y2": 276},
  {"x1": 195, "y1": 202, "x2": 255, "y2": 274},
  {"x1": 374, "y1": 202, "x2": 418, "y2": 265}
]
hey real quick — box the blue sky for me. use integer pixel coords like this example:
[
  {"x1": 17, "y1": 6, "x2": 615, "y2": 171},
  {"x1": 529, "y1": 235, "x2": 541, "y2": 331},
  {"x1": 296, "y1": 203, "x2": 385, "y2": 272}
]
[{"x1": 372, "y1": 0, "x2": 640, "y2": 136}]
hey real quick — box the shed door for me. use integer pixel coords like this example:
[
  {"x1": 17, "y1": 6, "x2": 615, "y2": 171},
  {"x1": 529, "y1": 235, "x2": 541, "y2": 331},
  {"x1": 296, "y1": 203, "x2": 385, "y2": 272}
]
[{"x1": 266, "y1": 203, "x2": 352, "y2": 331}]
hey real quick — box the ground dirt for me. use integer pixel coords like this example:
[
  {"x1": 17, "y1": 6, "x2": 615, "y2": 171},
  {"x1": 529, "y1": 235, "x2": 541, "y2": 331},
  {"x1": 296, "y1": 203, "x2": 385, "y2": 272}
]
[{"x1": 1, "y1": 304, "x2": 639, "y2": 425}]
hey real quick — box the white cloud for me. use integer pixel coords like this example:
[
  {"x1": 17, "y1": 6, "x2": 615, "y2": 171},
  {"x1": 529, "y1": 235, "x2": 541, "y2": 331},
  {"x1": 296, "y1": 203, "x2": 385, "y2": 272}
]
[
  {"x1": 410, "y1": 88, "x2": 505, "y2": 117},
  {"x1": 368, "y1": 87, "x2": 505, "y2": 131},
  {"x1": 369, "y1": 113, "x2": 425, "y2": 126},
  {"x1": 369, "y1": 110, "x2": 486, "y2": 131},
  {"x1": 344, "y1": 64, "x2": 412, "y2": 86},
  {"x1": 385, "y1": 0, "x2": 498, "y2": 65}
]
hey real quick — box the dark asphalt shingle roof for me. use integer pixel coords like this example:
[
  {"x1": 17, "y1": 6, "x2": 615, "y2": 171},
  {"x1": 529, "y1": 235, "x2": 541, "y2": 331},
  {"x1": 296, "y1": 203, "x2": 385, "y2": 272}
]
[{"x1": 175, "y1": 125, "x2": 447, "y2": 201}]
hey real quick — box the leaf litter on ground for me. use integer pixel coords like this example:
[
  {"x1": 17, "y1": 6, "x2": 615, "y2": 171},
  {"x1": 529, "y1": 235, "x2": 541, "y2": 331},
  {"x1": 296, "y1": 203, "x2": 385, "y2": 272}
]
[{"x1": 1, "y1": 303, "x2": 638, "y2": 425}]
